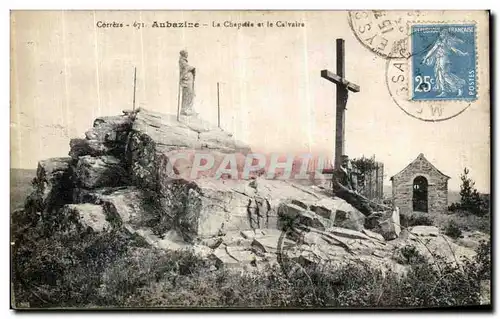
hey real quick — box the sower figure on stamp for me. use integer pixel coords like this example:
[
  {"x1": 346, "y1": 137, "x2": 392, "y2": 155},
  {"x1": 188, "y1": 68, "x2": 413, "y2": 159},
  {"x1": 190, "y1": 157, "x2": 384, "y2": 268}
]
[
  {"x1": 421, "y1": 29, "x2": 468, "y2": 97},
  {"x1": 179, "y1": 50, "x2": 197, "y2": 116}
]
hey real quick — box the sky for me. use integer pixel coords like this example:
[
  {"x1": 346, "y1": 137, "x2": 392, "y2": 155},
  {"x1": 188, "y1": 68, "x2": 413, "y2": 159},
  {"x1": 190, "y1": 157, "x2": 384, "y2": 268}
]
[{"x1": 10, "y1": 10, "x2": 490, "y2": 192}]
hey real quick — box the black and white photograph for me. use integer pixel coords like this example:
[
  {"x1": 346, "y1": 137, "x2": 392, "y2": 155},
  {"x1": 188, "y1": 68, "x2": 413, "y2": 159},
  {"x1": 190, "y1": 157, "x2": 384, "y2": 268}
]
[{"x1": 9, "y1": 9, "x2": 491, "y2": 309}]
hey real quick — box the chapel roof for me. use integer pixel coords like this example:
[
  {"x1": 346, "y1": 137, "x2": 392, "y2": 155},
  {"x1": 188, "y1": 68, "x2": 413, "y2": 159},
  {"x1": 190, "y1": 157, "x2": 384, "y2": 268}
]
[{"x1": 390, "y1": 153, "x2": 451, "y2": 181}]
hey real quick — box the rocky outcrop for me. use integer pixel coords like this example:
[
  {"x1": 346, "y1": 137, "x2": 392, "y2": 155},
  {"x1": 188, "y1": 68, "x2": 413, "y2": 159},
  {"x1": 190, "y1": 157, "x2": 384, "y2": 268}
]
[
  {"x1": 170, "y1": 178, "x2": 354, "y2": 242},
  {"x1": 128, "y1": 110, "x2": 250, "y2": 190}
]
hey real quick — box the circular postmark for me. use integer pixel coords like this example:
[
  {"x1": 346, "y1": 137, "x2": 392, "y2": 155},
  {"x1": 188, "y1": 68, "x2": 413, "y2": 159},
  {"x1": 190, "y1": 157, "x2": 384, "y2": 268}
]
[
  {"x1": 348, "y1": 10, "x2": 423, "y2": 59},
  {"x1": 384, "y1": 33, "x2": 473, "y2": 122}
]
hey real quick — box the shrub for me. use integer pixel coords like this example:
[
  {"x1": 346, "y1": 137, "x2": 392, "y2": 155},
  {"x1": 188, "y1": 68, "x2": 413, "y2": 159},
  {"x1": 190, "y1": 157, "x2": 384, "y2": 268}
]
[
  {"x1": 382, "y1": 198, "x2": 394, "y2": 207},
  {"x1": 450, "y1": 168, "x2": 489, "y2": 216},
  {"x1": 14, "y1": 235, "x2": 490, "y2": 308},
  {"x1": 430, "y1": 210, "x2": 490, "y2": 234},
  {"x1": 401, "y1": 257, "x2": 480, "y2": 306},
  {"x1": 472, "y1": 240, "x2": 491, "y2": 281},
  {"x1": 444, "y1": 220, "x2": 462, "y2": 239},
  {"x1": 12, "y1": 227, "x2": 133, "y2": 308},
  {"x1": 400, "y1": 212, "x2": 434, "y2": 228},
  {"x1": 12, "y1": 200, "x2": 491, "y2": 308},
  {"x1": 448, "y1": 202, "x2": 461, "y2": 212},
  {"x1": 394, "y1": 244, "x2": 428, "y2": 265},
  {"x1": 96, "y1": 247, "x2": 208, "y2": 306}
]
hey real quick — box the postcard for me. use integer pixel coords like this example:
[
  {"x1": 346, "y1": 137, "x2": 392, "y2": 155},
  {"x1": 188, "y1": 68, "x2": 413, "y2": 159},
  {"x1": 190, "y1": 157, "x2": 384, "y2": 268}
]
[{"x1": 10, "y1": 10, "x2": 491, "y2": 309}]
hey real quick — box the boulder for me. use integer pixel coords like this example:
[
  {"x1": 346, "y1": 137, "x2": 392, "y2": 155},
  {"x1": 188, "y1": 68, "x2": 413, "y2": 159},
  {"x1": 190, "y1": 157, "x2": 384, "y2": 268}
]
[
  {"x1": 378, "y1": 208, "x2": 401, "y2": 240},
  {"x1": 25, "y1": 157, "x2": 73, "y2": 216},
  {"x1": 35, "y1": 157, "x2": 73, "y2": 185},
  {"x1": 200, "y1": 237, "x2": 224, "y2": 249},
  {"x1": 127, "y1": 109, "x2": 251, "y2": 191},
  {"x1": 179, "y1": 180, "x2": 254, "y2": 241},
  {"x1": 74, "y1": 155, "x2": 127, "y2": 189},
  {"x1": 456, "y1": 231, "x2": 489, "y2": 250},
  {"x1": 192, "y1": 244, "x2": 213, "y2": 259},
  {"x1": 99, "y1": 188, "x2": 157, "y2": 227},
  {"x1": 73, "y1": 186, "x2": 162, "y2": 229},
  {"x1": 132, "y1": 116, "x2": 200, "y2": 151},
  {"x1": 278, "y1": 230, "x2": 401, "y2": 277},
  {"x1": 362, "y1": 228, "x2": 386, "y2": 242},
  {"x1": 69, "y1": 138, "x2": 121, "y2": 159},
  {"x1": 309, "y1": 198, "x2": 338, "y2": 219},
  {"x1": 134, "y1": 228, "x2": 190, "y2": 251},
  {"x1": 225, "y1": 245, "x2": 258, "y2": 265},
  {"x1": 152, "y1": 174, "x2": 356, "y2": 244},
  {"x1": 392, "y1": 207, "x2": 401, "y2": 233},
  {"x1": 290, "y1": 199, "x2": 308, "y2": 210},
  {"x1": 251, "y1": 235, "x2": 281, "y2": 254},
  {"x1": 409, "y1": 225, "x2": 439, "y2": 237},
  {"x1": 221, "y1": 231, "x2": 254, "y2": 247},
  {"x1": 366, "y1": 208, "x2": 401, "y2": 240},
  {"x1": 93, "y1": 114, "x2": 133, "y2": 130},
  {"x1": 171, "y1": 178, "x2": 342, "y2": 242},
  {"x1": 86, "y1": 115, "x2": 132, "y2": 144},
  {"x1": 209, "y1": 246, "x2": 241, "y2": 269},
  {"x1": 291, "y1": 246, "x2": 332, "y2": 268},
  {"x1": 127, "y1": 131, "x2": 160, "y2": 190},
  {"x1": 364, "y1": 211, "x2": 385, "y2": 229},
  {"x1": 199, "y1": 130, "x2": 251, "y2": 154},
  {"x1": 333, "y1": 207, "x2": 365, "y2": 231},
  {"x1": 278, "y1": 203, "x2": 332, "y2": 230},
  {"x1": 300, "y1": 231, "x2": 356, "y2": 258},
  {"x1": 455, "y1": 238, "x2": 480, "y2": 250},
  {"x1": 19, "y1": 107, "x2": 496, "y2": 288},
  {"x1": 240, "y1": 229, "x2": 258, "y2": 240},
  {"x1": 326, "y1": 227, "x2": 371, "y2": 241}
]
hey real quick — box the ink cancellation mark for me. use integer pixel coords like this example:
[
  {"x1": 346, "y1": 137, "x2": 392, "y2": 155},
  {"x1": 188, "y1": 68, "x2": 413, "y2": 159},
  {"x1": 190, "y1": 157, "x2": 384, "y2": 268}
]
[
  {"x1": 411, "y1": 24, "x2": 477, "y2": 101},
  {"x1": 348, "y1": 10, "x2": 423, "y2": 59}
]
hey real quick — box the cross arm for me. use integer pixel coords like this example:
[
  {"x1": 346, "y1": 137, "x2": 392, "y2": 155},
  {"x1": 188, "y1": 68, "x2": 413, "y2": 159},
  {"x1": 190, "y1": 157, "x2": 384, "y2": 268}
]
[{"x1": 321, "y1": 70, "x2": 360, "y2": 93}]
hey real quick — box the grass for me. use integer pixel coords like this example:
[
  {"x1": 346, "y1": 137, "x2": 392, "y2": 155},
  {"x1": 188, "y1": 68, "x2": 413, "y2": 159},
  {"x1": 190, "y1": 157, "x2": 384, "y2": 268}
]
[
  {"x1": 10, "y1": 169, "x2": 491, "y2": 308},
  {"x1": 11, "y1": 204, "x2": 491, "y2": 308},
  {"x1": 400, "y1": 210, "x2": 490, "y2": 234},
  {"x1": 443, "y1": 220, "x2": 463, "y2": 239},
  {"x1": 12, "y1": 237, "x2": 490, "y2": 308},
  {"x1": 432, "y1": 211, "x2": 490, "y2": 234}
]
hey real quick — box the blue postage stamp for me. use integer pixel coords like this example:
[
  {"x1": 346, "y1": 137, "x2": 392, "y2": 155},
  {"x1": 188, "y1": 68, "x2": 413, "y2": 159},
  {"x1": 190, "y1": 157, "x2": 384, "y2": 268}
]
[{"x1": 411, "y1": 24, "x2": 476, "y2": 101}]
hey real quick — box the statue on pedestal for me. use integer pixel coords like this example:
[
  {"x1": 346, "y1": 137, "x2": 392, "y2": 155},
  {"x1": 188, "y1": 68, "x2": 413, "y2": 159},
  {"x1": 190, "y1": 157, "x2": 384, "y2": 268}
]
[{"x1": 179, "y1": 50, "x2": 196, "y2": 116}]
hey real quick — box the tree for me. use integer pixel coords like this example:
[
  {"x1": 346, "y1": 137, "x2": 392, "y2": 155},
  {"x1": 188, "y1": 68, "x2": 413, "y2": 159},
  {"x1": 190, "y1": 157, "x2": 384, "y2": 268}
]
[
  {"x1": 351, "y1": 155, "x2": 378, "y2": 195},
  {"x1": 458, "y1": 168, "x2": 486, "y2": 216}
]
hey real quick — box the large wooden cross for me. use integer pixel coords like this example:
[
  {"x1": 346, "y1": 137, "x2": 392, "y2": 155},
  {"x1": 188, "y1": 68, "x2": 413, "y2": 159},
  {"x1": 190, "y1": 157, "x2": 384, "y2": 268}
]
[{"x1": 321, "y1": 38, "x2": 360, "y2": 170}]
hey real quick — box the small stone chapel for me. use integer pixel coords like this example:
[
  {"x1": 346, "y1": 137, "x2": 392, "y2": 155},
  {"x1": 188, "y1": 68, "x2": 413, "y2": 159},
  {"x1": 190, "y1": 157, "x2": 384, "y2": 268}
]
[{"x1": 390, "y1": 153, "x2": 450, "y2": 214}]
